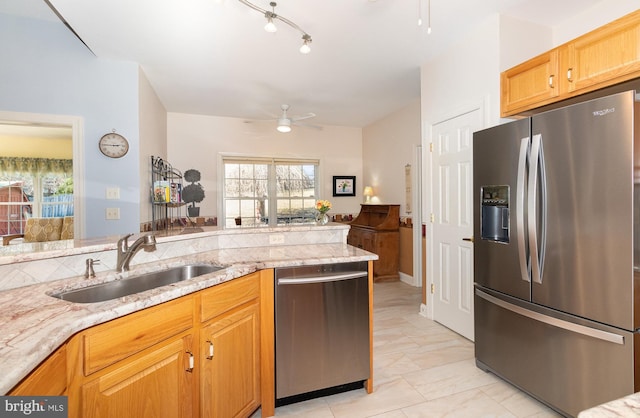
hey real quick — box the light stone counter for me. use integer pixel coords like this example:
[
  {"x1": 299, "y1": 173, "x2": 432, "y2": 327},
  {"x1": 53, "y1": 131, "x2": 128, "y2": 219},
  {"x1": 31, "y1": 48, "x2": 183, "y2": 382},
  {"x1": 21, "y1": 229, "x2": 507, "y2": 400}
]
[
  {"x1": 579, "y1": 393, "x2": 640, "y2": 417},
  {"x1": 0, "y1": 224, "x2": 376, "y2": 395}
]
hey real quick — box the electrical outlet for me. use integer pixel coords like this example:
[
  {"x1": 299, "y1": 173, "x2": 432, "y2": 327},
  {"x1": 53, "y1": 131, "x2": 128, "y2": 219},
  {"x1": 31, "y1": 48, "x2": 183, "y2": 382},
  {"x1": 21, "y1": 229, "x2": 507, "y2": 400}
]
[
  {"x1": 106, "y1": 187, "x2": 120, "y2": 200},
  {"x1": 269, "y1": 234, "x2": 285, "y2": 245},
  {"x1": 106, "y1": 208, "x2": 120, "y2": 220}
]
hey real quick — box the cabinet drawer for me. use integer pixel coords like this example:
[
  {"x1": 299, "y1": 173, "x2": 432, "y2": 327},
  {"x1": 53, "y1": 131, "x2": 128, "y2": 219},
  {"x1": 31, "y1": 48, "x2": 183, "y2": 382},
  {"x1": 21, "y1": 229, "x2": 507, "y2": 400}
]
[
  {"x1": 200, "y1": 273, "x2": 260, "y2": 323},
  {"x1": 83, "y1": 296, "x2": 194, "y2": 375}
]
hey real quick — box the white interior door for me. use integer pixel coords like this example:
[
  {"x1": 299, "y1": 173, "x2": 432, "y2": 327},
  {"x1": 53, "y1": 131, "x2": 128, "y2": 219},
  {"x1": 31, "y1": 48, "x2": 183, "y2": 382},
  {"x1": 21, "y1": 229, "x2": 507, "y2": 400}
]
[{"x1": 430, "y1": 109, "x2": 482, "y2": 341}]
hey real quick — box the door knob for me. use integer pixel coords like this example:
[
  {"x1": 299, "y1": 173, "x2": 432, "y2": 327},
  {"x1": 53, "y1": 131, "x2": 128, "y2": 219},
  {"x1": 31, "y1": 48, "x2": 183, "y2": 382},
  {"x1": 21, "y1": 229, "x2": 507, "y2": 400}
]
[{"x1": 463, "y1": 237, "x2": 474, "y2": 243}]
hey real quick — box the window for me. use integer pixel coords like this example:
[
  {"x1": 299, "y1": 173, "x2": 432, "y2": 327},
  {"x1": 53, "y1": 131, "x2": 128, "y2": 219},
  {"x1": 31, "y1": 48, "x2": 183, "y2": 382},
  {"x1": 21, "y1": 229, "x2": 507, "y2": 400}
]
[
  {"x1": 222, "y1": 157, "x2": 319, "y2": 228},
  {"x1": 0, "y1": 158, "x2": 73, "y2": 235}
]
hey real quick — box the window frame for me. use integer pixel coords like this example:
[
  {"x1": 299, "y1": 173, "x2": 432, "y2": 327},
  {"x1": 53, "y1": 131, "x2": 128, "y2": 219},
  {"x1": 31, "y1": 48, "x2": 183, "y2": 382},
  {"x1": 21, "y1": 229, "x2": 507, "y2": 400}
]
[{"x1": 220, "y1": 155, "x2": 321, "y2": 228}]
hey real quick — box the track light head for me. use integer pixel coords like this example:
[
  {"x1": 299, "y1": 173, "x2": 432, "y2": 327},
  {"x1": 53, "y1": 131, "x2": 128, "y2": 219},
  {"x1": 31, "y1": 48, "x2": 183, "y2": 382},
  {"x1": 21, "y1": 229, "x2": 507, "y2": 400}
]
[{"x1": 299, "y1": 34, "x2": 312, "y2": 54}]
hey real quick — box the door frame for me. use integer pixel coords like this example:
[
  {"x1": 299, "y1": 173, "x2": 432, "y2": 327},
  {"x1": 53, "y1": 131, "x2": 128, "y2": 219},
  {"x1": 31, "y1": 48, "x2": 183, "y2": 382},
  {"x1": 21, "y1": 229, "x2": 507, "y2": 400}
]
[
  {"x1": 422, "y1": 98, "x2": 489, "y2": 319},
  {"x1": 0, "y1": 110, "x2": 85, "y2": 239}
]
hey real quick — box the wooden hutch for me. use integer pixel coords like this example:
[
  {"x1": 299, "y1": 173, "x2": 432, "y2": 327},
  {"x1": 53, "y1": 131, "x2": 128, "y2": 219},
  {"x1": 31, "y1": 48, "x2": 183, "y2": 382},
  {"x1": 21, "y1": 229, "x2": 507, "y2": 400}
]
[{"x1": 347, "y1": 204, "x2": 400, "y2": 282}]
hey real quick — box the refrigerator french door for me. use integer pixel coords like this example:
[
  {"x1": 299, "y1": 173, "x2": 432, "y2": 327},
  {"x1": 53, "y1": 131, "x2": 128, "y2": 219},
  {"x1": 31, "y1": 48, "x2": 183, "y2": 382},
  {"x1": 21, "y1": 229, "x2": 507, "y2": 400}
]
[{"x1": 473, "y1": 90, "x2": 640, "y2": 417}]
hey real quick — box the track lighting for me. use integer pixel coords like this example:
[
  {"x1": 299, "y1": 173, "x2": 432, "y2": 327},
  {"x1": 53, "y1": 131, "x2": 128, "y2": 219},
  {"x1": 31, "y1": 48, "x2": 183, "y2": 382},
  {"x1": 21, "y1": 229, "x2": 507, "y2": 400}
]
[{"x1": 238, "y1": 0, "x2": 312, "y2": 54}]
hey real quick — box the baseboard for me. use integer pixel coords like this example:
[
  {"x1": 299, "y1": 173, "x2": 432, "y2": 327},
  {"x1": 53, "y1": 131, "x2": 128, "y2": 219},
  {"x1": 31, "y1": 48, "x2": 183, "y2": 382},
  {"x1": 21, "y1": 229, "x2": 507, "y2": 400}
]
[
  {"x1": 399, "y1": 272, "x2": 420, "y2": 287},
  {"x1": 419, "y1": 303, "x2": 428, "y2": 318}
]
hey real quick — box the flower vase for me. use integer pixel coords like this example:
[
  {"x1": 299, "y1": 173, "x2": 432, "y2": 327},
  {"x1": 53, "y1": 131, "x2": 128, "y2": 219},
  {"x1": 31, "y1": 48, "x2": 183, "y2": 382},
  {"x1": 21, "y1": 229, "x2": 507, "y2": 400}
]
[{"x1": 316, "y1": 212, "x2": 330, "y2": 225}]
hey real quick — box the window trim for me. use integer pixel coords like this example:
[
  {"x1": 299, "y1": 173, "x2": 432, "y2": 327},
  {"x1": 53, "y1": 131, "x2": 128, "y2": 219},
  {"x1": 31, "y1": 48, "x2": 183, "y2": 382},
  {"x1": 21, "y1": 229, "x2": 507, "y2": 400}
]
[{"x1": 219, "y1": 153, "x2": 322, "y2": 228}]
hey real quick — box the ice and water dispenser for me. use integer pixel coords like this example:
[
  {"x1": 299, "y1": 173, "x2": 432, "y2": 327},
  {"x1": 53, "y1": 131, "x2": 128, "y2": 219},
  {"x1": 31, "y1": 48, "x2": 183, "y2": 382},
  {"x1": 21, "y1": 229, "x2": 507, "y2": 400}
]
[{"x1": 480, "y1": 185, "x2": 509, "y2": 243}]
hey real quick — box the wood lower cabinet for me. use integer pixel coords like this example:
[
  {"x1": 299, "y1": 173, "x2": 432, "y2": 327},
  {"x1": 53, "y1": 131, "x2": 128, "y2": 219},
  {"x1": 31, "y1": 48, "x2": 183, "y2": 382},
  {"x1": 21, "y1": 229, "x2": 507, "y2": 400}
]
[
  {"x1": 68, "y1": 296, "x2": 197, "y2": 418},
  {"x1": 12, "y1": 271, "x2": 270, "y2": 418},
  {"x1": 8, "y1": 344, "x2": 67, "y2": 396},
  {"x1": 200, "y1": 303, "x2": 260, "y2": 418},
  {"x1": 501, "y1": 9, "x2": 640, "y2": 116},
  {"x1": 79, "y1": 334, "x2": 194, "y2": 418},
  {"x1": 199, "y1": 273, "x2": 261, "y2": 418}
]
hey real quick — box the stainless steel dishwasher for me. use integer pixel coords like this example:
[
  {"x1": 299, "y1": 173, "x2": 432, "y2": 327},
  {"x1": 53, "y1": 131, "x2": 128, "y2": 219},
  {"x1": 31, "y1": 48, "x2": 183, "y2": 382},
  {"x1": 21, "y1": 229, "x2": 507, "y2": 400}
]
[{"x1": 274, "y1": 261, "x2": 370, "y2": 405}]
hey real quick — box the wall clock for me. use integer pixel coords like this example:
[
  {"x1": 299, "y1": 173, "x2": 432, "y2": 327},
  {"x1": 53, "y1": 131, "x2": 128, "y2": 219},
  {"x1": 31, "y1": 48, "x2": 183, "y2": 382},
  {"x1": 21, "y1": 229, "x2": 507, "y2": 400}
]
[{"x1": 98, "y1": 131, "x2": 129, "y2": 158}]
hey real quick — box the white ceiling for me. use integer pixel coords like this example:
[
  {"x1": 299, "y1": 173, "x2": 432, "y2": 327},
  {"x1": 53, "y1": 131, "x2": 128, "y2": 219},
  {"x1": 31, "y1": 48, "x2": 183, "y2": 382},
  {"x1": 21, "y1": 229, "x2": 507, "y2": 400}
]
[{"x1": 2, "y1": 0, "x2": 604, "y2": 128}]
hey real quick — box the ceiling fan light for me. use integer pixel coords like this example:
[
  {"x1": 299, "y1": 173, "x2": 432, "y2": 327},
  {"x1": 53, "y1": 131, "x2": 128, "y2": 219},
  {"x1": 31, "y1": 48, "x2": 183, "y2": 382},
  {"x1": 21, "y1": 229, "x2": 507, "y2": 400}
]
[{"x1": 277, "y1": 118, "x2": 291, "y2": 132}]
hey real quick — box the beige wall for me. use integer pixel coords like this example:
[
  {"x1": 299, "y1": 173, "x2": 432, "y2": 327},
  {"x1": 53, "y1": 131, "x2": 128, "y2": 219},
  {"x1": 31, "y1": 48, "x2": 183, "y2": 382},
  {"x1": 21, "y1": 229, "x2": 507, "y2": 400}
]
[
  {"x1": 138, "y1": 68, "x2": 167, "y2": 224},
  {"x1": 167, "y1": 113, "x2": 363, "y2": 220},
  {"x1": 0, "y1": 135, "x2": 72, "y2": 159},
  {"x1": 362, "y1": 99, "x2": 421, "y2": 217}
]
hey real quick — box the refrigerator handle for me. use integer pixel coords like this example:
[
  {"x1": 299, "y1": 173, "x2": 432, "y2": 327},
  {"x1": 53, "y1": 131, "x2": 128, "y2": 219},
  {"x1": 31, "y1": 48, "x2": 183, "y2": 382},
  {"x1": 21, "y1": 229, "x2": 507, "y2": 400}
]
[
  {"x1": 516, "y1": 137, "x2": 530, "y2": 283},
  {"x1": 528, "y1": 134, "x2": 545, "y2": 284},
  {"x1": 475, "y1": 289, "x2": 625, "y2": 345}
]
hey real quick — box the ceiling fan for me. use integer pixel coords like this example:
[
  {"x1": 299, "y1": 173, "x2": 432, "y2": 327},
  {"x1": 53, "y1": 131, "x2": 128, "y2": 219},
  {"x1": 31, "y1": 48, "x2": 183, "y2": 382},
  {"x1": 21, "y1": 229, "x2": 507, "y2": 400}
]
[{"x1": 248, "y1": 105, "x2": 319, "y2": 133}]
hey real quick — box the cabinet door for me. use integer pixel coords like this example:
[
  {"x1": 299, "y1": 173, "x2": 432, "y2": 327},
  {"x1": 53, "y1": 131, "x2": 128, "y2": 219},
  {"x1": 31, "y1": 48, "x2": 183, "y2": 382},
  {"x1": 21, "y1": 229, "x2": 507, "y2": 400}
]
[
  {"x1": 501, "y1": 49, "x2": 559, "y2": 116},
  {"x1": 80, "y1": 335, "x2": 194, "y2": 418},
  {"x1": 9, "y1": 344, "x2": 67, "y2": 396},
  {"x1": 565, "y1": 11, "x2": 640, "y2": 94},
  {"x1": 200, "y1": 303, "x2": 260, "y2": 418}
]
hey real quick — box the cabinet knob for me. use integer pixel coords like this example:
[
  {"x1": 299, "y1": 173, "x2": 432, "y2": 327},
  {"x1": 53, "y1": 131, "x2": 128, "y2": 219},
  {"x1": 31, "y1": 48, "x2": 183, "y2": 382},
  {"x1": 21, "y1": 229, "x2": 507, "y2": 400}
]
[
  {"x1": 567, "y1": 68, "x2": 573, "y2": 82},
  {"x1": 548, "y1": 75, "x2": 555, "y2": 88}
]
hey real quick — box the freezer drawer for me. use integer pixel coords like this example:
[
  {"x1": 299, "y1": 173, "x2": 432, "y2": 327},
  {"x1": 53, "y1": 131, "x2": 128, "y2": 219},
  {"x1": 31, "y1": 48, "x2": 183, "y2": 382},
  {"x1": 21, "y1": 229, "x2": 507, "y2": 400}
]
[{"x1": 475, "y1": 288, "x2": 637, "y2": 417}]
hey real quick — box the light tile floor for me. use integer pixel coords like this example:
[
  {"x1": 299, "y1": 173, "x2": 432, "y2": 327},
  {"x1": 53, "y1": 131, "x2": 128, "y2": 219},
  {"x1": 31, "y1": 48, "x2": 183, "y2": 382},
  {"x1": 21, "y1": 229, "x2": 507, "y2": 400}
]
[{"x1": 254, "y1": 281, "x2": 562, "y2": 418}]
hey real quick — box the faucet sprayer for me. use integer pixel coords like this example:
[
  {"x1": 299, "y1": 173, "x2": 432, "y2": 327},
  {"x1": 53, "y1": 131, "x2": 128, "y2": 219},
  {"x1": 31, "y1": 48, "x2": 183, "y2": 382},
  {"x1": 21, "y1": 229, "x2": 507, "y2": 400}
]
[{"x1": 116, "y1": 233, "x2": 157, "y2": 272}]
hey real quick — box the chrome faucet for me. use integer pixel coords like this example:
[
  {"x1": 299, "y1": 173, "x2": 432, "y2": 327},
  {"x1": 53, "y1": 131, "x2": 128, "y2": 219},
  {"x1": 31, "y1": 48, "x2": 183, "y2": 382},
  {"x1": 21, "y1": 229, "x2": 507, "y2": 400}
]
[{"x1": 116, "y1": 233, "x2": 157, "y2": 272}]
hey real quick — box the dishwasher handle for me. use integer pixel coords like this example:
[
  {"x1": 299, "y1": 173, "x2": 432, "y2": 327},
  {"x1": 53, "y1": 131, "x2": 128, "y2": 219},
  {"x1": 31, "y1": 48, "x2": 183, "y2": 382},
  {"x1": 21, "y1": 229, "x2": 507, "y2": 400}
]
[{"x1": 277, "y1": 271, "x2": 368, "y2": 285}]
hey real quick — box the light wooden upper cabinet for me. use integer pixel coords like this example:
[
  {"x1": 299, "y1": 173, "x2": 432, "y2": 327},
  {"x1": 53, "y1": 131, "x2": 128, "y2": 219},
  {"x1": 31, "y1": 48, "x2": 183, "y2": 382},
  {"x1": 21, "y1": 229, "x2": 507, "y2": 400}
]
[
  {"x1": 501, "y1": 10, "x2": 640, "y2": 117},
  {"x1": 564, "y1": 11, "x2": 640, "y2": 94},
  {"x1": 501, "y1": 49, "x2": 560, "y2": 116}
]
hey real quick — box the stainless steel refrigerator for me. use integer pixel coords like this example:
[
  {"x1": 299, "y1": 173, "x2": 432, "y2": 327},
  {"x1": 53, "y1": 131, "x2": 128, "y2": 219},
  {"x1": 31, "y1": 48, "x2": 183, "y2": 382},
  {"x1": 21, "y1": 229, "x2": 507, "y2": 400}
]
[{"x1": 473, "y1": 90, "x2": 640, "y2": 417}]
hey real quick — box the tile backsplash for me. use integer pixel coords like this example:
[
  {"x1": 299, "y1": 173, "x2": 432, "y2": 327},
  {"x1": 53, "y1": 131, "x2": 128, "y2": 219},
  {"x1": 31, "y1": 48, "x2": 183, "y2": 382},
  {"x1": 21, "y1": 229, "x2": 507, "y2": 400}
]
[{"x1": 0, "y1": 225, "x2": 349, "y2": 291}]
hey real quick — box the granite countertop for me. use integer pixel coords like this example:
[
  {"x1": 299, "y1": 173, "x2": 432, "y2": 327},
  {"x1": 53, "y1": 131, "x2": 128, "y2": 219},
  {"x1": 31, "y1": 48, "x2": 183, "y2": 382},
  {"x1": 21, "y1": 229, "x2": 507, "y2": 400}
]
[
  {"x1": 0, "y1": 242, "x2": 376, "y2": 395},
  {"x1": 578, "y1": 392, "x2": 640, "y2": 417}
]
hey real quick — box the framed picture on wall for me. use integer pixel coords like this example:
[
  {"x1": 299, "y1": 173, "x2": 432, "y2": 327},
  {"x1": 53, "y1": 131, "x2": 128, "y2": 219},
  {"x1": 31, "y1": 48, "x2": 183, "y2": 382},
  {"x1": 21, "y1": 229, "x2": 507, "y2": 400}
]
[{"x1": 333, "y1": 176, "x2": 356, "y2": 197}]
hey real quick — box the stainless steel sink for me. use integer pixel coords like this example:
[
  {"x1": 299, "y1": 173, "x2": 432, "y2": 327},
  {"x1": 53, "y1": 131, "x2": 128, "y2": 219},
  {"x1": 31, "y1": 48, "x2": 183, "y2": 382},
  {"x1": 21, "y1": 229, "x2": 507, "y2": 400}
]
[{"x1": 52, "y1": 263, "x2": 225, "y2": 303}]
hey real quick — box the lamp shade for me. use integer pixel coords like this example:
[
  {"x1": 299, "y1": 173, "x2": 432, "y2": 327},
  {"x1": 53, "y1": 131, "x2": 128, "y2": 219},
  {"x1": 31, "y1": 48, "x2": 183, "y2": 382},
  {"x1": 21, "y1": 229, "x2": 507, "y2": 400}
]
[{"x1": 363, "y1": 186, "x2": 373, "y2": 196}]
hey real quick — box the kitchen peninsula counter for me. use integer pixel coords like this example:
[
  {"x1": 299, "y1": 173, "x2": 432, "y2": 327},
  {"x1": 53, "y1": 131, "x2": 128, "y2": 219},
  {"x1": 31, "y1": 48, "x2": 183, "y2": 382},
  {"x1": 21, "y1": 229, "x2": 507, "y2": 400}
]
[{"x1": 0, "y1": 225, "x2": 376, "y2": 395}]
